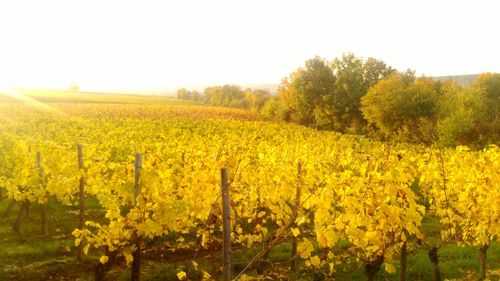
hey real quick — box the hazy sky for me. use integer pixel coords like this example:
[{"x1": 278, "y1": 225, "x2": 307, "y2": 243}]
[{"x1": 0, "y1": 0, "x2": 499, "y2": 91}]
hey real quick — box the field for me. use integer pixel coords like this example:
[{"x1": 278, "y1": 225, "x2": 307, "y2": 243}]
[{"x1": 0, "y1": 89, "x2": 498, "y2": 281}]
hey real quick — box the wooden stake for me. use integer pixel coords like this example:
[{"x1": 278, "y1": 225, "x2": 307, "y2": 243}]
[
  {"x1": 37, "y1": 152, "x2": 48, "y2": 236},
  {"x1": 291, "y1": 161, "x2": 302, "y2": 272},
  {"x1": 478, "y1": 244, "x2": 489, "y2": 281},
  {"x1": 400, "y1": 241, "x2": 407, "y2": 281},
  {"x1": 13, "y1": 200, "x2": 29, "y2": 234},
  {"x1": 131, "y1": 152, "x2": 142, "y2": 281},
  {"x1": 134, "y1": 153, "x2": 142, "y2": 202},
  {"x1": 428, "y1": 247, "x2": 441, "y2": 281},
  {"x1": 221, "y1": 167, "x2": 231, "y2": 281},
  {"x1": 77, "y1": 144, "x2": 85, "y2": 261}
]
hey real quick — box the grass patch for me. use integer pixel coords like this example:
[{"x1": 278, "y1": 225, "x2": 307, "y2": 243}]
[{"x1": 0, "y1": 198, "x2": 98, "y2": 280}]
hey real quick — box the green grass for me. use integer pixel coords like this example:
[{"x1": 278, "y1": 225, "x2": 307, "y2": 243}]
[
  {"x1": 328, "y1": 243, "x2": 500, "y2": 281},
  {"x1": 0, "y1": 198, "x2": 97, "y2": 280}
]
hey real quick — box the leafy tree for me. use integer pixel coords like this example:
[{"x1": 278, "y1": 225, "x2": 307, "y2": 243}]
[
  {"x1": 476, "y1": 73, "x2": 500, "y2": 101},
  {"x1": 244, "y1": 89, "x2": 271, "y2": 113},
  {"x1": 277, "y1": 54, "x2": 396, "y2": 132},
  {"x1": 330, "y1": 54, "x2": 369, "y2": 132},
  {"x1": 261, "y1": 96, "x2": 287, "y2": 120},
  {"x1": 363, "y1": 58, "x2": 396, "y2": 89},
  {"x1": 69, "y1": 82, "x2": 80, "y2": 91},
  {"x1": 278, "y1": 57, "x2": 336, "y2": 128},
  {"x1": 177, "y1": 88, "x2": 204, "y2": 102},
  {"x1": 437, "y1": 82, "x2": 487, "y2": 147},
  {"x1": 472, "y1": 73, "x2": 500, "y2": 145},
  {"x1": 190, "y1": 90, "x2": 203, "y2": 102},
  {"x1": 330, "y1": 54, "x2": 396, "y2": 133},
  {"x1": 176, "y1": 88, "x2": 190, "y2": 99},
  {"x1": 204, "y1": 85, "x2": 244, "y2": 107},
  {"x1": 329, "y1": 54, "x2": 365, "y2": 131},
  {"x1": 201, "y1": 85, "x2": 271, "y2": 111},
  {"x1": 296, "y1": 54, "x2": 399, "y2": 133},
  {"x1": 361, "y1": 73, "x2": 440, "y2": 143}
]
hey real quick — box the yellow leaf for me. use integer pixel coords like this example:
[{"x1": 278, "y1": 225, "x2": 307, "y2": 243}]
[
  {"x1": 325, "y1": 229, "x2": 338, "y2": 248},
  {"x1": 192, "y1": 260, "x2": 198, "y2": 270},
  {"x1": 297, "y1": 238, "x2": 314, "y2": 258},
  {"x1": 316, "y1": 231, "x2": 327, "y2": 248},
  {"x1": 365, "y1": 231, "x2": 378, "y2": 241},
  {"x1": 124, "y1": 253, "x2": 134, "y2": 265},
  {"x1": 99, "y1": 255, "x2": 109, "y2": 264},
  {"x1": 292, "y1": 228, "x2": 300, "y2": 237},
  {"x1": 310, "y1": 255, "x2": 321, "y2": 268},
  {"x1": 177, "y1": 271, "x2": 187, "y2": 280},
  {"x1": 83, "y1": 244, "x2": 90, "y2": 255},
  {"x1": 296, "y1": 216, "x2": 306, "y2": 226},
  {"x1": 385, "y1": 263, "x2": 396, "y2": 274},
  {"x1": 202, "y1": 270, "x2": 211, "y2": 280}
]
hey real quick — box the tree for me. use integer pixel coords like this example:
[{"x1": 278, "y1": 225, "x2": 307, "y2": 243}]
[
  {"x1": 244, "y1": 89, "x2": 271, "y2": 113},
  {"x1": 438, "y1": 82, "x2": 488, "y2": 147},
  {"x1": 361, "y1": 73, "x2": 440, "y2": 143},
  {"x1": 329, "y1": 54, "x2": 395, "y2": 133},
  {"x1": 69, "y1": 82, "x2": 80, "y2": 92},
  {"x1": 330, "y1": 54, "x2": 367, "y2": 132},
  {"x1": 278, "y1": 56, "x2": 336, "y2": 128},
  {"x1": 471, "y1": 73, "x2": 500, "y2": 145},
  {"x1": 261, "y1": 96, "x2": 287, "y2": 120},
  {"x1": 176, "y1": 88, "x2": 204, "y2": 102},
  {"x1": 363, "y1": 58, "x2": 396, "y2": 89},
  {"x1": 190, "y1": 90, "x2": 203, "y2": 102},
  {"x1": 276, "y1": 54, "x2": 397, "y2": 132},
  {"x1": 204, "y1": 85, "x2": 244, "y2": 107},
  {"x1": 476, "y1": 72, "x2": 500, "y2": 101},
  {"x1": 176, "y1": 88, "x2": 190, "y2": 99}
]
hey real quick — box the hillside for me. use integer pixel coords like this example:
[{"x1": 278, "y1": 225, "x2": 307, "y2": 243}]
[{"x1": 430, "y1": 74, "x2": 479, "y2": 84}]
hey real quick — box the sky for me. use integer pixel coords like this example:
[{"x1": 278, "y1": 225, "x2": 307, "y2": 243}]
[{"x1": 0, "y1": 0, "x2": 499, "y2": 91}]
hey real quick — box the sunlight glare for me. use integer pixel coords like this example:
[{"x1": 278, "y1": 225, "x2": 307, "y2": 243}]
[{"x1": 0, "y1": 87, "x2": 65, "y2": 115}]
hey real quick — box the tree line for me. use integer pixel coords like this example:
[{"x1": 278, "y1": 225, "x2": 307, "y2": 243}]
[
  {"x1": 177, "y1": 54, "x2": 499, "y2": 148},
  {"x1": 177, "y1": 85, "x2": 271, "y2": 114}
]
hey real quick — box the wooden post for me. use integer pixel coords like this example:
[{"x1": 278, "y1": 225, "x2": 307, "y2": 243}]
[
  {"x1": 131, "y1": 152, "x2": 142, "y2": 281},
  {"x1": 77, "y1": 144, "x2": 85, "y2": 261},
  {"x1": 365, "y1": 255, "x2": 384, "y2": 281},
  {"x1": 13, "y1": 200, "x2": 29, "y2": 234},
  {"x1": 291, "y1": 161, "x2": 302, "y2": 272},
  {"x1": 221, "y1": 167, "x2": 231, "y2": 281},
  {"x1": 478, "y1": 244, "x2": 489, "y2": 281},
  {"x1": 400, "y1": 241, "x2": 407, "y2": 281},
  {"x1": 95, "y1": 248, "x2": 118, "y2": 281},
  {"x1": 428, "y1": 247, "x2": 441, "y2": 281},
  {"x1": 40, "y1": 203, "x2": 48, "y2": 235},
  {"x1": 134, "y1": 153, "x2": 142, "y2": 201},
  {"x1": 25, "y1": 201, "x2": 31, "y2": 216},
  {"x1": 37, "y1": 152, "x2": 48, "y2": 236}
]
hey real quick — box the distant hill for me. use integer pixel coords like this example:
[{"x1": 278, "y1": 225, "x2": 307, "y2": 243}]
[
  {"x1": 238, "y1": 83, "x2": 280, "y2": 94},
  {"x1": 430, "y1": 74, "x2": 479, "y2": 85}
]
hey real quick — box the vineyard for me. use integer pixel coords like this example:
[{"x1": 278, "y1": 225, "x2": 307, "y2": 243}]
[{"x1": 0, "y1": 92, "x2": 499, "y2": 281}]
